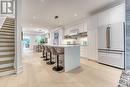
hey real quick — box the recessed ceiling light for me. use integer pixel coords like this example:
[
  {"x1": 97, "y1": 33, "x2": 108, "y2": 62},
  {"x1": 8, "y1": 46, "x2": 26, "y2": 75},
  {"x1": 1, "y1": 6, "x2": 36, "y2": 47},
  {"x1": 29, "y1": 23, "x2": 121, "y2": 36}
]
[
  {"x1": 34, "y1": 28, "x2": 48, "y2": 33},
  {"x1": 74, "y1": 14, "x2": 78, "y2": 17}
]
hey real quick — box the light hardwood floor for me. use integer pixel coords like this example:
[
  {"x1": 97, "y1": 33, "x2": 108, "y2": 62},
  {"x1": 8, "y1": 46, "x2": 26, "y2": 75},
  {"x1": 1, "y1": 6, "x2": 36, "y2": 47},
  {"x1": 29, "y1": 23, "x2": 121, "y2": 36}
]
[{"x1": 0, "y1": 49, "x2": 122, "y2": 87}]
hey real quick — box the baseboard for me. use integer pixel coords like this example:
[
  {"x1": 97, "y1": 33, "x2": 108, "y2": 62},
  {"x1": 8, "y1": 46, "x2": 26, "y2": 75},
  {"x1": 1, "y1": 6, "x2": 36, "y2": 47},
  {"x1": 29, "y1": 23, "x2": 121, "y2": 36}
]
[
  {"x1": 0, "y1": 70, "x2": 15, "y2": 77},
  {"x1": 80, "y1": 57, "x2": 98, "y2": 63},
  {"x1": 16, "y1": 65, "x2": 23, "y2": 74},
  {"x1": 88, "y1": 59, "x2": 98, "y2": 63},
  {"x1": 80, "y1": 56, "x2": 87, "y2": 59}
]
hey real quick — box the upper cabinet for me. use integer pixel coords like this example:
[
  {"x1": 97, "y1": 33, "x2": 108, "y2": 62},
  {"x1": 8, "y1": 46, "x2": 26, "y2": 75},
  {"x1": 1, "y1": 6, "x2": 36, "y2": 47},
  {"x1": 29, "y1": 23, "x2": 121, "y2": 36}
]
[
  {"x1": 64, "y1": 28, "x2": 70, "y2": 36},
  {"x1": 64, "y1": 21, "x2": 88, "y2": 35},
  {"x1": 98, "y1": 3, "x2": 125, "y2": 26},
  {"x1": 64, "y1": 3, "x2": 125, "y2": 36},
  {"x1": 84, "y1": 22, "x2": 88, "y2": 32},
  {"x1": 109, "y1": 3, "x2": 125, "y2": 24},
  {"x1": 98, "y1": 10, "x2": 110, "y2": 26},
  {"x1": 87, "y1": 15, "x2": 98, "y2": 30},
  {"x1": 78, "y1": 23, "x2": 84, "y2": 33}
]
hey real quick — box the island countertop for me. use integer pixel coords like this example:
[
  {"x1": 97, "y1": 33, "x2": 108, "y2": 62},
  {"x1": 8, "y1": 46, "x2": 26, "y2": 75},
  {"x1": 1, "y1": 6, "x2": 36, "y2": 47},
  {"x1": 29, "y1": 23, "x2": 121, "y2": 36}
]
[
  {"x1": 43, "y1": 44, "x2": 80, "y2": 72},
  {"x1": 44, "y1": 44, "x2": 80, "y2": 48}
]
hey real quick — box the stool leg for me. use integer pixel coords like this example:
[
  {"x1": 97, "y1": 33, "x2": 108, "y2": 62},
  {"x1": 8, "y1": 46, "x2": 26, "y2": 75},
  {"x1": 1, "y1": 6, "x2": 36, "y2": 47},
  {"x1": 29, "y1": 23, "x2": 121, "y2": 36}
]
[
  {"x1": 47, "y1": 52, "x2": 55, "y2": 65},
  {"x1": 41, "y1": 50, "x2": 45, "y2": 58},
  {"x1": 57, "y1": 55, "x2": 59, "y2": 67},
  {"x1": 52, "y1": 55, "x2": 63, "y2": 71},
  {"x1": 43, "y1": 52, "x2": 49, "y2": 61}
]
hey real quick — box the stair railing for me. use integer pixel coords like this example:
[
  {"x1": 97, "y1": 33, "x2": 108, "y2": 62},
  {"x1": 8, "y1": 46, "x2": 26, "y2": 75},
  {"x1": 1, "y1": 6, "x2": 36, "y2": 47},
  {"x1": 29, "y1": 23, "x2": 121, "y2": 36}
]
[{"x1": 0, "y1": 16, "x2": 6, "y2": 29}]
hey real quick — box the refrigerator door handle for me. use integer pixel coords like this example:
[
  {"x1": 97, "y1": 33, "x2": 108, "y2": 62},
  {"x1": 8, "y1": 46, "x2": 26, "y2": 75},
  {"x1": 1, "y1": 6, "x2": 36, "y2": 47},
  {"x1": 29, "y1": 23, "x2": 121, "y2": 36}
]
[
  {"x1": 107, "y1": 52, "x2": 123, "y2": 54},
  {"x1": 98, "y1": 51, "x2": 123, "y2": 54},
  {"x1": 106, "y1": 25, "x2": 111, "y2": 48}
]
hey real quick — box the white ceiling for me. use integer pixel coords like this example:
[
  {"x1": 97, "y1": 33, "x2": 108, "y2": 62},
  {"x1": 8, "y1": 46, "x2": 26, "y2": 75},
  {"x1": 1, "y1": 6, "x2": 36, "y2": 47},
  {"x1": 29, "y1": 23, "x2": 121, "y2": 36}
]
[{"x1": 22, "y1": 0, "x2": 122, "y2": 31}]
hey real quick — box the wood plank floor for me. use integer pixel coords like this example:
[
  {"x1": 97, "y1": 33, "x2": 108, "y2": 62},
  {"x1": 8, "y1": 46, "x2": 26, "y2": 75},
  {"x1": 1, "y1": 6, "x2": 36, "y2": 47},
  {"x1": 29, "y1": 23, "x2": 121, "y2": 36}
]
[{"x1": 0, "y1": 50, "x2": 122, "y2": 87}]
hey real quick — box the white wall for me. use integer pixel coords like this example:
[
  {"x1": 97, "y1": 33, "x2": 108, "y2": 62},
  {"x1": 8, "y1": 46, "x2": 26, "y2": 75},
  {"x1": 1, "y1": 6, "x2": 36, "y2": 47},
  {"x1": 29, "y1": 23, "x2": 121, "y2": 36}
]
[
  {"x1": 23, "y1": 32, "x2": 44, "y2": 49},
  {"x1": 0, "y1": 17, "x2": 6, "y2": 28},
  {"x1": 15, "y1": 0, "x2": 23, "y2": 73},
  {"x1": 50, "y1": 27, "x2": 64, "y2": 45}
]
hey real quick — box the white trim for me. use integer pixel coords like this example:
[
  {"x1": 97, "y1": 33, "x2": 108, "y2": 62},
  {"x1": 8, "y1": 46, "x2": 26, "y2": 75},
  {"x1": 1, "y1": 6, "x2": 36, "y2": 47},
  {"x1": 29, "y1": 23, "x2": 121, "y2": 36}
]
[
  {"x1": 14, "y1": 0, "x2": 17, "y2": 73},
  {"x1": 0, "y1": 17, "x2": 6, "y2": 29},
  {"x1": 0, "y1": 57, "x2": 14, "y2": 61},
  {"x1": 0, "y1": 63, "x2": 13, "y2": 68},
  {"x1": 0, "y1": 70, "x2": 15, "y2": 77},
  {"x1": 16, "y1": 65, "x2": 23, "y2": 74}
]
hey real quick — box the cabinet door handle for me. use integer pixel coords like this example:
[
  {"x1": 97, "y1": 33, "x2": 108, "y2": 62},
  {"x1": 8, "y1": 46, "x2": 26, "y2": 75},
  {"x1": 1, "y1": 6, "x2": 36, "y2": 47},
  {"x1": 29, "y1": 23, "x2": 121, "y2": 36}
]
[
  {"x1": 106, "y1": 25, "x2": 111, "y2": 48},
  {"x1": 98, "y1": 51, "x2": 123, "y2": 54},
  {"x1": 108, "y1": 52, "x2": 123, "y2": 54},
  {"x1": 98, "y1": 51, "x2": 107, "y2": 53}
]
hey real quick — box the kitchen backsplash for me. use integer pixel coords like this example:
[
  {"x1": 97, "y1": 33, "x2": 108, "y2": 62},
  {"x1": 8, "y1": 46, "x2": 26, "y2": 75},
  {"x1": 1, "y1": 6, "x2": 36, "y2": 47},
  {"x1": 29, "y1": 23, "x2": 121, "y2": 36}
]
[{"x1": 63, "y1": 37, "x2": 88, "y2": 46}]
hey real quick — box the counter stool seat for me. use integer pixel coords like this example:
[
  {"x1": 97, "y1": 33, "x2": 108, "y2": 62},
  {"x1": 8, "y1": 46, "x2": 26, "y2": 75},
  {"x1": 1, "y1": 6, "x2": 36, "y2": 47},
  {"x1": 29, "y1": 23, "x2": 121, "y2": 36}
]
[
  {"x1": 43, "y1": 46, "x2": 49, "y2": 61},
  {"x1": 51, "y1": 47, "x2": 64, "y2": 71},
  {"x1": 46, "y1": 46, "x2": 55, "y2": 65},
  {"x1": 41, "y1": 45, "x2": 46, "y2": 58}
]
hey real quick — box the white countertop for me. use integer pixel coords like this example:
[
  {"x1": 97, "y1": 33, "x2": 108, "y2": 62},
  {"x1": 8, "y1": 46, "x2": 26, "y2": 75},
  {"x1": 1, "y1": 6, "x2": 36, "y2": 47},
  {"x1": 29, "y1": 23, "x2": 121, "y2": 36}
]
[
  {"x1": 44, "y1": 44, "x2": 80, "y2": 48},
  {"x1": 43, "y1": 44, "x2": 80, "y2": 72}
]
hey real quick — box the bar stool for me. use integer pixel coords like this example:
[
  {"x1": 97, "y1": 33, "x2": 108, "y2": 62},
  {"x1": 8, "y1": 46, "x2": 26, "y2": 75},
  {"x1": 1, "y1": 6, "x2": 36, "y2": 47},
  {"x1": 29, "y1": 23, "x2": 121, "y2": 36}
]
[
  {"x1": 43, "y1": 46, "x2": 49, "y2": 61},
  {"x1": 51, "y1": 47, "x2": 64, "y2": 71},
  {"x1": 41, "y1": 45, "x2": 46, "y2": 58},
  {"x1": 45, "y1": 46, "x2": 55, "y2": 65}
]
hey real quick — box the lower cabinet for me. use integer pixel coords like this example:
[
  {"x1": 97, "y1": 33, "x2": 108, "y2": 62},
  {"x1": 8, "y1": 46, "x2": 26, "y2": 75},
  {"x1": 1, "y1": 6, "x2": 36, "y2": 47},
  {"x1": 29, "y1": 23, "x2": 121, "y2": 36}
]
[
  {"x1": 98, "y1": 51, "x2": 124, "y2": 69},
  {"x1": 98, "y1": 52, "x2": 108, "y2": 64},
  {"x1": 80, "y1": 46, "x2": 87, "y2": 58},
  {"x1": 108, "y1": 52, "x2": 124, "y2": 69}
]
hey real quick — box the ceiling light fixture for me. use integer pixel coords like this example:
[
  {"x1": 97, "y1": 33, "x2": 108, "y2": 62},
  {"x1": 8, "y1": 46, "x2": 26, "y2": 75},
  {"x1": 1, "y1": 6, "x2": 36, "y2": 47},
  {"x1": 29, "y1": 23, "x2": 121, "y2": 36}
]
[{"x1": 55, "y1": 16, "x2": 59, "y2": 19}]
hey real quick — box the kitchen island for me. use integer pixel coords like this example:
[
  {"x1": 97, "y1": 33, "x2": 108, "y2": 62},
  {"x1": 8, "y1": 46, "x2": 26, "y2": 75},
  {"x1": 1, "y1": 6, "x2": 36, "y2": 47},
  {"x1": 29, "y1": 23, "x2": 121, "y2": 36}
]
[{"x1": 45, "y1": 45, "x2": 80, "y2": 72}]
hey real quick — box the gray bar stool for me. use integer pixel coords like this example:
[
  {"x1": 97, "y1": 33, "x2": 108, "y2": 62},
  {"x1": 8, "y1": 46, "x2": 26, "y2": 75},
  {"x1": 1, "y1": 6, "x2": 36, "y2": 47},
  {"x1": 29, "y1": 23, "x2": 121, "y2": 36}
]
[
  {"x1": 51, "y1": 47, "x2": 64, "y2": 71},
  {"x1": 46, "y1": 46, "x2": 55, "y2": 65},
  {"x1": 41, "y1": 45, "x2": 46, "y2": 58},
  {"x1": 43, "y1": 46, "x2": 49, "y2": 61}
]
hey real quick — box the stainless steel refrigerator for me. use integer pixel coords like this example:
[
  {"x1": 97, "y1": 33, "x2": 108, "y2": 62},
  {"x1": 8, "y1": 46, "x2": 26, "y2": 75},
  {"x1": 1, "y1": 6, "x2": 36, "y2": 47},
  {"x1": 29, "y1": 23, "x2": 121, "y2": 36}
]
[{"x1": 98, "y1": 22, "x2": 125, "y2": 69}]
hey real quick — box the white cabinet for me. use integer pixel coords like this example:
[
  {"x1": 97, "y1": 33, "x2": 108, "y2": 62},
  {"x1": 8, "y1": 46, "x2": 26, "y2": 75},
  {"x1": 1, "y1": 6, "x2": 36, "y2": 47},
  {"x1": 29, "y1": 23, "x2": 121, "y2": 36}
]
[
  {"x1": 87, "y1": 15, "x2": 98, "y2": 30},
  {"x1": 98, "y1": 25, "x2": 106, "y2": 49},
  {"x1": 109, "y1": 4, "x2": 125, "y2": 24},
  {"x1": 64, "y1": 25, "x2": 79, "y2": 35},
  {"x1": 71, "y1": 25, "x2": 79, "y2": 35},
  {"x1": 80, "y1": 46, "x2": 87, "y2": 58},
  {"x1": 64, "y1": 28, "x2": 69, "y2": 36},
  {"x1": 98, "y1": 52, "x2": 108, "y2": 64},
  {"x1": 64, "y1": 22, "x2": 87, "y2": 36},
  {"x1": 98, "y1": 9, "x2": 110, "y2": 26},
  {"x1": 79, "y1": 23, "x2": 84, "y2": 33},
  {"x1": 98, "y1": 3, "x2": 125, "y2": 26},
  {"x1": 108, "y1": 52, "x2": 124, "y2": 68},
  {"x1": 110, "y1": 22, "x2": 124, "y2": 51},
  {"x1": 84, "y1": 22, "x2": 88, "y2": 32},
  {"x1": 98, "y1": 51, "x2": 124, "y2": 68},
  {"x1": 87, "y1": 15, "x2": 98, "y2": 60}
]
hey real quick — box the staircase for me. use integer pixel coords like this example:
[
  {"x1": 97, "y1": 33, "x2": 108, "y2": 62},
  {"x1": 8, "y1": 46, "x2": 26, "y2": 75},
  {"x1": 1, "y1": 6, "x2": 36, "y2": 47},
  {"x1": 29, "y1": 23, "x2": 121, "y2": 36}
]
[{"x1": 0, "y1": 18, "x2": 15, "y2": 76}]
